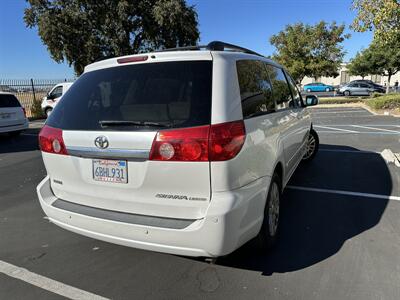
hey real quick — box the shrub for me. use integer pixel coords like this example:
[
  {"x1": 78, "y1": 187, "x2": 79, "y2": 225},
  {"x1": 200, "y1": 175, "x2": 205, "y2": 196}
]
[
  {"x1": 318, "y1": 98, "x2": 364, "y2": 104},
  {"x1": 365, "y1": 93, "x2": 400, "y2": 110},
  {"x1": 30, "y1": 98, "x2": 45, "y2": 119}
]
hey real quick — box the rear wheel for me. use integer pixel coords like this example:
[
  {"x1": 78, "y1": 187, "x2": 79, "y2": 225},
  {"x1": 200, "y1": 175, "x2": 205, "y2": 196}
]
[
  {"x1": 302, "y1": 128, "x2": 319, "y2": 161},
  {"x1": 255, "y1": 173, "x2": 281, "y2": 251}
]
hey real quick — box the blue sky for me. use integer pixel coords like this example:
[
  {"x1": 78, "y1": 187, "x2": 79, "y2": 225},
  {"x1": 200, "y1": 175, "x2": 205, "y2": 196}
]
[{"x1": 0, "y1": 0, "x2": 373, "y2": 78}]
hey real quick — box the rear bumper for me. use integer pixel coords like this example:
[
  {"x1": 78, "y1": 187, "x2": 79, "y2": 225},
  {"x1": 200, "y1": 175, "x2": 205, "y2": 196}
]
[
  {"x1": 0, "y1": 120, "x2": 29, "y2": 133},
  {"x1": 37, "y1": 175, "x2": 270, "y2": 257}
]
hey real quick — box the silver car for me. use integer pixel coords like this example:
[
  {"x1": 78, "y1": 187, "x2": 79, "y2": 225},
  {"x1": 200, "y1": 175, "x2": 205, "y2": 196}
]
[{"x1": 338, "y1": 82, "x2": 375, "y2": 96}]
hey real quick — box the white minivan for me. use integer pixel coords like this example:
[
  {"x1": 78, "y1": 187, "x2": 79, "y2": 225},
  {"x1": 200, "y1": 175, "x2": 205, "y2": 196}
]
[
  {"x1": 0, "y1": 92, "x2": 29, "y2": 136},
  {"x1": 41, "y1": 82, "x2": 73, "y2": 117},
  {"x1": 37, "y1": 42, "x2": 319, "y2": 257}
]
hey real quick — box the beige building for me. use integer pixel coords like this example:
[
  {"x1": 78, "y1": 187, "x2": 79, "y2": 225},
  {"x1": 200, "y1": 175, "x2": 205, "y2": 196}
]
[{"x1": 301, "y1": 63, "x2": 400, "y2": 87}]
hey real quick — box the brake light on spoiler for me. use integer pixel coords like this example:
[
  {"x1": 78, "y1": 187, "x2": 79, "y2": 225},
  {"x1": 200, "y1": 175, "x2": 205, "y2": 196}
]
[{"x1": 150, "y1": 120, "x2": 246, "y2": 162}]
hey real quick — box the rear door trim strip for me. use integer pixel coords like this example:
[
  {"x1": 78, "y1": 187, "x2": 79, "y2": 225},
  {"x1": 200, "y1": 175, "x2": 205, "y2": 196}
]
[{"x1": 66, "y1": 146, "x2": 149, "y2": 161}]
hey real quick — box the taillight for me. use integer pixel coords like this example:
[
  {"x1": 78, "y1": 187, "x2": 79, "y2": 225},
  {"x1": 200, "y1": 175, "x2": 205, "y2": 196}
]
[
  {"x1": 209, "y1": 120, "x2": 246, "y2": 161},
  {"x1": 38, "y1": 125, "x2": 68, "y2": 155},
  {"x1": 150, "y1": 125, "x2": 209, "y2": 161},
  {"x1": 149, "y1": 120, "x2": 245, "y2": 162}
]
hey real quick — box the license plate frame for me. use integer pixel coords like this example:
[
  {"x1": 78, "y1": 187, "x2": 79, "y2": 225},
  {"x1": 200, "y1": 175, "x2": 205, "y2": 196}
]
[{"x1": 92, "y1": 159, "x2": 128, "y2": 184}]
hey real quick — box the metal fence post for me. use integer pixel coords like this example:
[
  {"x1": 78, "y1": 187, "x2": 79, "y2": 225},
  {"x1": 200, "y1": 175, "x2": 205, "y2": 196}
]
[{"x1": 30, "y1": 78, "x2": 36, "y2": 102}]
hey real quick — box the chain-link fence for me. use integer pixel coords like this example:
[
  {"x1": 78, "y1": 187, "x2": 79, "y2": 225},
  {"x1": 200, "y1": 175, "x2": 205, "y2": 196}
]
[{"x1": 0, "y1": 79, "x2": 75, "y2": 117}]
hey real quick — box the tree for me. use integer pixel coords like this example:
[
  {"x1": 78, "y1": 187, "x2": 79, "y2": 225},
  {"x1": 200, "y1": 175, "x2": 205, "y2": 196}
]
[
  {"x1": 270, "y1": 21, "x2": 350, "y2": 84},
  {"x1": 362, "y1": 41, "x2": 400, "y2": 92},
  {"x1": 352, "y1": 0, "x2": 400, "y2": 45},
  {"x1": 24, "y1": 0, "x2": 200, "y2": 75},
  {"x1": 347, "y1": 51, "x2": 371, "y2": 79}
]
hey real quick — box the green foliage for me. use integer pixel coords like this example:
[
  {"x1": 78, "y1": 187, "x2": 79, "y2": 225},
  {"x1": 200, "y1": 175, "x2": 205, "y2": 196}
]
[
  {"x1": 31, "y1": 98, "x2": 45, "y2": 119},
  {"x1": 366, "y1": 93, "x2": 400, "y2": 109},
  {"x1": 318, "y1": 98, "x2": 364, "y2": 104},
  {"x1": 24, "y1": 0, "x2": 200, "y2": 75},
  {"x1": 352, "y1": 0, "x2": 400, "y2": 45},
  {"x1": 347, "y1": 51, "x2": 371, "y2": 78},
  {"x1": 270, "y1": 21, "x2": 349, "y2": 83},
  {"x1": 359, "y1": 41, "x2": 400, "y2": 92}
]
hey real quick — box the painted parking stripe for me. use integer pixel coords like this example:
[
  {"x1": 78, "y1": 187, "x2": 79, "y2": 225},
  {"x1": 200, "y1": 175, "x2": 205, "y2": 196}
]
[
  {"x1": 351, "y1": 125, "x2": 400, "y2": 134},
  {"x1": 316, "y1": 131, "x2": 400, "y2": 135},
  {"x1": 0, "y1": 260, "x2": 109, "y2": 300},
  {"x1": 287, "y1": 185, "x2": 400, "y2": 202},
  {"x1": 314, "y1": 125, "x2": 359, "y2": 133},
  {"x1": 317, "y1": 124, "x2": 400, "y2": 127}
]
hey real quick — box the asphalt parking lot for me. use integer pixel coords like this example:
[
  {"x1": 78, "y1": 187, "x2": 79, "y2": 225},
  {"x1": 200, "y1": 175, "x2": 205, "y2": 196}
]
[{"x1": 1, "y1": 107, "x2": 399, "y2": 300}]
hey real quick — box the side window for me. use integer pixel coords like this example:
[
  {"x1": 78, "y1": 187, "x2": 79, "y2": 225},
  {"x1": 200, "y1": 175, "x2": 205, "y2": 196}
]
[
  {"x1": 266, "y1": 65, "x2": 294, "y2": 110},
  {"x1": 236, "y1": 60, "x2": 275, "y2": 118},
  {"x1": 360, "y1": 83, "x2": 370, "y2": 88},
  {"x1": 49, "y1": 86, "x2": 63, "y2": 99},
  {"x1": 284, "y1": 71, "x2": 303, "y2": 107}
]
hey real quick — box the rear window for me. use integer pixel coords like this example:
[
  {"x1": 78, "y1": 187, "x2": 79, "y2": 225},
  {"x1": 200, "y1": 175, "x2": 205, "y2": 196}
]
[
  {"x1": 0, "y1": 94, "x2": 21, "y2": 108},
  {"x1": 47, "y1": 61, "x2": 212, "y2": 131}
]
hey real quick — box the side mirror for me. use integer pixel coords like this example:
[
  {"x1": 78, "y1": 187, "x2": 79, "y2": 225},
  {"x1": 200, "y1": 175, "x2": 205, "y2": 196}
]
[{"x1": 305, "y1": 95, "x2": 319, "y2": 106}]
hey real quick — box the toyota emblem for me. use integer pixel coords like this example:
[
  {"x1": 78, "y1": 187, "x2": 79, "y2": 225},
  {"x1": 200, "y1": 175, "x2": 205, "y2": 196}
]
[{"x1": 94, "y1": 136, "x2": 109, "y2": 149}]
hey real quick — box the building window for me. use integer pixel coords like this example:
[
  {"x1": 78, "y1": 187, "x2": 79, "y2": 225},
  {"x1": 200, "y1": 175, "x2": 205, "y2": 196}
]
[
  {"x1": 371, "y1": 74, "x2": 381, "y2": 84},
  {"x1": 340, "y1": 71, "x2": 350, "y2": 84}
]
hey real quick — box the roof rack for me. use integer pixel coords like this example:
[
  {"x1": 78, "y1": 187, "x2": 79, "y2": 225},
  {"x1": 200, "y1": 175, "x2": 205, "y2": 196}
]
[{"x1": 157, "y1": 41, "x2": 264, "y2": 57}]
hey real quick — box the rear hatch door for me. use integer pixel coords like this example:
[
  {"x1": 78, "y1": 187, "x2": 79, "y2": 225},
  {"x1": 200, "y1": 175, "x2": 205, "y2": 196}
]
[
  {"x1": 43, "y1": 54, "x2": 213, "y2": 220},
  {"x1": 0, "y1": 94, "x2": 25, "y2": 128}
]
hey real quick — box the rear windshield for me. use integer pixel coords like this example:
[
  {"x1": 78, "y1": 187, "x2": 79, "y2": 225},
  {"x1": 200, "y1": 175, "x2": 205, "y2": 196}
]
[
  {"x1": 0, "y1": 94, "x2": 21, "y2": 108},
  {"x1": 47, "y1": 61, "x2": 212, "y2": 131}
]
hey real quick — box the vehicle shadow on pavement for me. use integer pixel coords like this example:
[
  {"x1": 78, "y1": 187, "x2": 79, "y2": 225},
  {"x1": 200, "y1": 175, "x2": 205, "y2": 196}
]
[
  {"x1": 218, "y1": 144, "x2": 391, "y2": 276},
  {"x1": 0, "y1": 130, "x2": 39, "y2": 154}
]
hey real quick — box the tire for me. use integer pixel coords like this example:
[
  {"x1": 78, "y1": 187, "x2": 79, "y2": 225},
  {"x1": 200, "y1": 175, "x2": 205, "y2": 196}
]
[
  {"x1": 344, "y1": 90, "x2": 350, "y2": 97},
  {"x1": 307, "y1": 88, "x2": 311, "y2": 93},
  {"x1": 302, "y1": 128, "x2": 319, "y2": 161},
  {"x1": 255, "y1": 173, "x2": 281, "y2": 251},
  {"x1": 45, "y1": 108, "x2": 53, "y2": 117}
]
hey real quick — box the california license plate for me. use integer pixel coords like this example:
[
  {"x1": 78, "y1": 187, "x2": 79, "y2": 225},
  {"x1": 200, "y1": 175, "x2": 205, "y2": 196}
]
[
  {"x1": 93, "y1": 159, "x2": 128, "y2": 183},
  {"x1": 1, "y1": 113, "x2": 11, "y2": 119}
]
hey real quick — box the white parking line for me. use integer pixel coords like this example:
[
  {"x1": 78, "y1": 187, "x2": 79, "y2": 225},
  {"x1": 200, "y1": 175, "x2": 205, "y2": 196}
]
[
  {"x1": 0, "y1": 260, "x2": 109, "y2": 300},
  {"x1": 319, "y1": 124, "x2": 400, "y2": 127},
  {"x1": 314, "y1": 125, "x2": 359, "y2": 133},
  {"x1": 316, "y1": 131, "x2": 400, "y2": 135},
  {"x1": 351, "y1": 125, "x2": 400, "y2": 133},
  {"x1": 287, "y1": 185, "x2": 400, "y2": 201}
]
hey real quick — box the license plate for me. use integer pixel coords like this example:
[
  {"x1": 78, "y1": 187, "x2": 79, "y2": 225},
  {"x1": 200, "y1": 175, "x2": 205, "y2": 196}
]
[
  {"x1": 0, "y1": 113, "x2": 11, "y2": 119},
  {"x1": 93, "y1": 159, "x2": 128, "y2": 183}
]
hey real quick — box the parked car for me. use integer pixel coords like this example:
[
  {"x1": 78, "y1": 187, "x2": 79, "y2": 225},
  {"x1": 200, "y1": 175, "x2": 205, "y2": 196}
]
[
  {"x1": 41, "y1": 82, "x2": 73, "y2": 117},
  {"x1": 36, "y1": 41, "x2": 319, "y2": 258},
  {"x1": 338, "y1": 81, "x2": 385, "y2": 96},
  {"x1": 0, "y1": 92, "x2": 29, "y2": 136},
  {"x1": 303, "y1": 82, "x2": 334, "y2": 92}
]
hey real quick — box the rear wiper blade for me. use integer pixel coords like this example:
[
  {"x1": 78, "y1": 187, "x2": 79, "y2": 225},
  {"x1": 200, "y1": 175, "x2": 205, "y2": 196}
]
[{"x1": 99, "y1": 120, "x2": 170, "y2": 128}]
